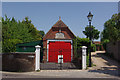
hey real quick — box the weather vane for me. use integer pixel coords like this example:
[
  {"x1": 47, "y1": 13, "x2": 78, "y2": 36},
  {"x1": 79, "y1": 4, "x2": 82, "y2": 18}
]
[{"x1": 59, "y1": 16, "x2": 61, "y2": 20}]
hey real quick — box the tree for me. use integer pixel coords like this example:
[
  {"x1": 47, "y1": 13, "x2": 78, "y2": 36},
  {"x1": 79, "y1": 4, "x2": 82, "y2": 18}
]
[
  {"x1": 2, "y1": 15, "x2": 45, "y2": 52},
  {"x1": 39, "y1": 31, "x2": 45, "y2": 37},
  {"x1": 101, "y1": 13, "x2": 120, "y2": 43},
  {"x1": 83, "y1": 26, "x2": 100, "y2": 41}
]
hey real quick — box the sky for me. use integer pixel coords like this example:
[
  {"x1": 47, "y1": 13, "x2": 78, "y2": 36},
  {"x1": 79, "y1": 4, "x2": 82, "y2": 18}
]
[
  {"x1": 2, "y1": 2, "x2": 119, "y2": 41},
  {"x1": 118, "y1": 1, "x2": 120, "y2": 13}
]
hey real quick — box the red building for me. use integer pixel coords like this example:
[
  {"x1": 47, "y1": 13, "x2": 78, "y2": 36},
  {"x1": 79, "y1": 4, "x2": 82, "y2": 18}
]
[
  {"x1": 43, "y1": 18, "x2": 75, "y2": 63},
  {"x1": 93, "y1": 41, "x2": 104, "y2": 51}
]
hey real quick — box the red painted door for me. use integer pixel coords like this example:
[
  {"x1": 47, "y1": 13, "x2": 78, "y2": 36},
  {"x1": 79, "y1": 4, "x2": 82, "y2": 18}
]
[{"x1": 49, "y1": 41, "x2": 71, "y2": 63}]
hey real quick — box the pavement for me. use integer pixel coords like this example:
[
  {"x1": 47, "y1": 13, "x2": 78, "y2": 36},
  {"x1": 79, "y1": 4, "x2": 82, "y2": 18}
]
[
  {"x1": 2, "y1": 51, "x2": 120, "y2": 79},
  {"x1": 89, "y1": 51, "x2": 120, "y2": 77}
]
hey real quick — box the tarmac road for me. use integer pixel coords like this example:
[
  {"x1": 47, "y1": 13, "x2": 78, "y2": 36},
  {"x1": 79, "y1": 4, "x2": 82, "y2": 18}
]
[{"x1": 2, "y1": 70, "x2": 120, "y2": 78}]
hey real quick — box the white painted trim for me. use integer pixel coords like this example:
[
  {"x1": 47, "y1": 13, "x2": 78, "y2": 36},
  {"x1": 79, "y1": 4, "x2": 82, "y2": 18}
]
[
  {"x1": 71, "y1": 41, "x2": 73, "y2": 61},
  {"x1": 47, "y1": 40, "x2": 49, "y2": 62},
  {"x1": 47, "y1": 39, "x2": 73, "y2": 62},
  {"x1": 47, "y1": 39, "x2": 72, "y2": 42}
]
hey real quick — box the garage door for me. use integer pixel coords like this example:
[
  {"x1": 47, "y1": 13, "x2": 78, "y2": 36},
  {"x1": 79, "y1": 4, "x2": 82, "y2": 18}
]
[{"x1": 48, "y1": 41, "x2": 71, "y2": 63}]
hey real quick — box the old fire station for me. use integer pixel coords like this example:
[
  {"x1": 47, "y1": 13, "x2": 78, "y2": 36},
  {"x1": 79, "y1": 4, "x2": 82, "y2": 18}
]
[{"x1": 43, "y1": 17, "x2": 75, "y2": 63}]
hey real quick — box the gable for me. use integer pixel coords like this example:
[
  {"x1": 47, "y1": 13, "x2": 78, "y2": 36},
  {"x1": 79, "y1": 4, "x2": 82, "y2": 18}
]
[
  {"x1": 43, "y1": 20, "x2": 75, "y2": 40},
  {"x1": 52, "y1": 20, "x2": 68, "y2": 28}
]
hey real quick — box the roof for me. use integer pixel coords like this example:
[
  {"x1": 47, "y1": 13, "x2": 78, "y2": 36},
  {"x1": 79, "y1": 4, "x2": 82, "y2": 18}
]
[
  {"x1": 43, "y1": 19, "x2": 75, "y2": 40},
  {"x1": 16, "y1": 40, "x2": 43, "y2": 46},
  {"x1": 52, "y1": 20, "x2": 68, "y2": 28},
  {"x1": 93, "y1": 41, "x2": 101, "y2": 44}
]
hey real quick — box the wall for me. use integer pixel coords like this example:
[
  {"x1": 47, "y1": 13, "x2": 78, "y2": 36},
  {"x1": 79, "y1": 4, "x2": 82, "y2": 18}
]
[
  {"x1": 106, "y1": 41, "x2": 120, "y2": 61},
  {"x1": 2, "y1": 52, "x2": 35, "y2": 72}
]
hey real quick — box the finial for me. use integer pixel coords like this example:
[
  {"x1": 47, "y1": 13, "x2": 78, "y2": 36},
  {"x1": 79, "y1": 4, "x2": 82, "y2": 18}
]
[{"x1": 59, "y1": 16, "x2": 61, "y2": 20}]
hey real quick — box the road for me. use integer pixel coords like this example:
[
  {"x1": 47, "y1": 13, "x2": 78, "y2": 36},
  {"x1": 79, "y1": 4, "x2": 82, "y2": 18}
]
[{"x1": 2, "y1": 70, "x2": 119, "y2": 78}]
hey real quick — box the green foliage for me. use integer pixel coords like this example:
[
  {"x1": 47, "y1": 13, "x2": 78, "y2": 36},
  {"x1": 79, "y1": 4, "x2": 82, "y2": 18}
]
[
  {"x1": 83, "y1": 26, "x2": 100, "y2": 41},
  {"x1": 101, "y1": 39, "x2": 109, "y2": 50},
  {"x1": 101, "y1": 13, "x2": 120, "y2": 43},
  {"x1": 76, "y1": 37, "x2": 90, "y2": 47},
  {"x1": 86, "y1": 55, "x2": 89, "y2": 67},
  {"x1": 39, "y1": 31, "x2": 45, "y2": 38},
  {"x1": 73, "y1": 37, "x2": 78, "y2": 58},
  {"x1": 36, "y1": 70, "x2": 40, "y2": 72},
  {"x1": 91, "y1": 44, "x2": 96, "y2": 52},
  {"x1": 2, "y1": 15, "x2": 45, "y2": 52},
  {"x1": 73, "y1": 36, "x2": 90, "y2": 58},
  {"x1": 3, "y1": 39, "x2": 22, "y2": 52}
]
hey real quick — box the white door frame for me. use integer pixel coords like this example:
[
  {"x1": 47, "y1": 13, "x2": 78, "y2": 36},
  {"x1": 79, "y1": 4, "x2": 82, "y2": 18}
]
[{"x1": 47, "y1": 39, "x2": 73, "y2": 62}]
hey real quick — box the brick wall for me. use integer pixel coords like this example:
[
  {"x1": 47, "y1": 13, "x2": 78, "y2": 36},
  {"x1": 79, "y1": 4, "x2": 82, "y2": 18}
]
[
  {"x1": 43, "y1": 27, "x2": 74, "y2": 40},
  {"x1": 2, "y1": 52, "x2": 35, "y2": 72},
  {"x1": 106, "y1": 41, "x2": 120, "y2": 61}
]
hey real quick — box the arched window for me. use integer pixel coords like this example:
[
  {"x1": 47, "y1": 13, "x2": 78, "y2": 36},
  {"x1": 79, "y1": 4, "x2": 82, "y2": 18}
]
[{"x1": 55, "y1": 32, "x2": 65, "y2": 39}]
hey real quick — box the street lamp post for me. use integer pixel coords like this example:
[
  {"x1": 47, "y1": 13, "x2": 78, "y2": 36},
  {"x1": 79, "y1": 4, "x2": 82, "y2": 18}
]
[{"x1": 87, "y1": 12, "x2": 93, "y2": 67}]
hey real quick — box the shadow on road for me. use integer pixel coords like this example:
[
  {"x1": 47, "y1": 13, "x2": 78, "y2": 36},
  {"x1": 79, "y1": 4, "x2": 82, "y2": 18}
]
[{"x1": 88, "y1": 52, "x2": 120, "y2": 77}]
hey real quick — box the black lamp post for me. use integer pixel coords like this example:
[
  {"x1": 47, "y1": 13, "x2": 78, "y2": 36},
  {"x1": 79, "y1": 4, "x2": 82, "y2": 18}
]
[{"x1": 87, "y1": 11, "x2": 93, "y2": 67}]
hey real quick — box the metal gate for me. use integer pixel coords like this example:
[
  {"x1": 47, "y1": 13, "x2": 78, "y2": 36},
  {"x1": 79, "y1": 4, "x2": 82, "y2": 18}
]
[
  {"x1": 40, "y1": 41, "x2": 82, "y2": 70},
  {"x1": 40, "y1": 52, "x2": 82, "y2": 70}
]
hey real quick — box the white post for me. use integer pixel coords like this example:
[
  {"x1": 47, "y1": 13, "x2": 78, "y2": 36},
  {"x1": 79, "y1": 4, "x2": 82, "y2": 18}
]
[
  {"x1": 82, "y1": 46, "x2": 87, "y2": 70},
  {"x1": 35, "y1": 45, "x2": 41, "y2": 71}
]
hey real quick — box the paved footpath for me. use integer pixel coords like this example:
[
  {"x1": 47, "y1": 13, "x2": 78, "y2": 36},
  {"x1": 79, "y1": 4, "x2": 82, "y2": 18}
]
[
  {"x1": 2, "y1": 51, "x2": 120, "y2": 79},
  {"x1": 89, "y1": 51, "x2": 120, "y2": 77}
]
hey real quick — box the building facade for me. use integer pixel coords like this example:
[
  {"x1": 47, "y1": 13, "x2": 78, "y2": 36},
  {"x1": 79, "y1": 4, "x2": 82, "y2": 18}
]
[{"x1": 43, "y1": 18, "x2": 75, "y2": 63}]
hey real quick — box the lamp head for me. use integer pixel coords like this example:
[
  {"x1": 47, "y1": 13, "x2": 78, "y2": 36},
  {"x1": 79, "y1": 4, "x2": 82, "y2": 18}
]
[{"x1": 87, "y1": 12, "x2": 93, "y2": 22}]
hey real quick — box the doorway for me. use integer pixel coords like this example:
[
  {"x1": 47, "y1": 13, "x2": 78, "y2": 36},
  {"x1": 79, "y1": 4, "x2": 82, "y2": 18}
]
[{"x1": 58, "y1": 55, "x2": 63, "y2": 63}]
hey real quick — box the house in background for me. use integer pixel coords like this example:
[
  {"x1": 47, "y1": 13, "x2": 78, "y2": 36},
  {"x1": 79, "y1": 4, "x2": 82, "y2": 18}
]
[
  {"x1": 43, "y1": 17, "x2": 75, "y2": 63},
  {"x1": 93, "y1": 41, "x2": 104, "y2": 51}
]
